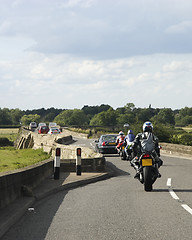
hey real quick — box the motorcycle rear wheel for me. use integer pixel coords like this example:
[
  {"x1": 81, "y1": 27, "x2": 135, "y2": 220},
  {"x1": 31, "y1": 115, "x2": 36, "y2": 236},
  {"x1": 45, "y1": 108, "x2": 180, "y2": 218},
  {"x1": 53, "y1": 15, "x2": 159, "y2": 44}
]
[
  {"x1": 143, "y1": 167, "x2": 153, "y2": 191},
  {"x1": 121, "y1": 151, "x2": 126, "y2": 160}
]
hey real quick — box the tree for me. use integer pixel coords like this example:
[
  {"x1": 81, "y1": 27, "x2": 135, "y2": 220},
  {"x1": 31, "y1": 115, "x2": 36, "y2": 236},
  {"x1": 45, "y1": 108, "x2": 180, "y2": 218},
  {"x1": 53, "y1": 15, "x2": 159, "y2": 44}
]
[
  {"x1": 10, "y1": 108, "x2": 23, "y2": 125},
  {"x1": 44, "y1": 112, "x2": 57, "y2": 122},
  {"x1": 0, "y1": 108, "x2": 12, "y2": 125},
  {"x1": 151, "y1": 108, "x2": 175, "y2": 126},
  {"x1": 90, "y1": 108, "x2": 117, "y2": 126},
  {"x1": 54, "y1": 109, "x2": 89, "y2": 126},
  {"x1": 179, "y1": 107, "x2": 192, "y2": 117},
  {"x1": 116, "y1": 113, "x2": 136, "y2": 125},
  {"x1": 135, "y1": 108, "x2": 154, "y2": 123},
  {"x1": 124, "y1": 103, "x2": 135, "y2": 113},
  {"x1": 82, "y1": 104, "x2": 111, "y2": 118},
  {"x1": 20, "y1": 114, "x2": 40, "y2": 126},
  {"x1": 175, "y1": 107, "x2": 192, "y2": 126}
]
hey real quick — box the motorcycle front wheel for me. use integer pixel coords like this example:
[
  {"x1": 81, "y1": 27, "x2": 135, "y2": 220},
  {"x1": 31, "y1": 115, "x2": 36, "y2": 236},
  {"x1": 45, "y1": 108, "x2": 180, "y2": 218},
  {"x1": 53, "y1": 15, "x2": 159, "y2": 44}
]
[{"x1": 143, "y1": 167, "x2": 153, "y2": 191}]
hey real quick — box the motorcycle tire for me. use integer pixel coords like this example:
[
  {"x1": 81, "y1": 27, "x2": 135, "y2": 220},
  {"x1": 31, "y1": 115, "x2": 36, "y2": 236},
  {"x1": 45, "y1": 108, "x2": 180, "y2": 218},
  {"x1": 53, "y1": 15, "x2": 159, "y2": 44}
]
[
  {"x1": 143, "y1": 167, "x2": 153, "y2": 192},
  {"x1": 121, "y1": 151, "x2": 126, "y2": 160}
]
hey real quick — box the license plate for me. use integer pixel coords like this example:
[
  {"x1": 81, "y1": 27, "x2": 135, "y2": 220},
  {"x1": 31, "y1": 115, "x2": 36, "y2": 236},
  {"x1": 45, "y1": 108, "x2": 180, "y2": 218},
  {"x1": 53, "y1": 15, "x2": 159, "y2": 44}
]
[
  {"x1": 109, "y1": 142, "x2": 115, "y2": 145},
  {"x1": 142, "y1": 158, "x2": 152, "y2": 166}
]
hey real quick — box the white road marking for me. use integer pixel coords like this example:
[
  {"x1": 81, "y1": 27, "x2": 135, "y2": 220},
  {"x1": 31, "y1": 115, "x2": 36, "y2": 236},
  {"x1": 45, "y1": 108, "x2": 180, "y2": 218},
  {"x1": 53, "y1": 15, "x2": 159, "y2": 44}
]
[
  {"x1": 167, "y1": 178, "x2": 171, "y2": 187},
  {"x1": 167, "y1": 178, "x2": 192, "y2": 216},
  {"x1": 181, "y1": 204, "x2": 192, "y2": 215},
  {"x1": 169, "y1": 189, "x2": 180, "y2": 200}
]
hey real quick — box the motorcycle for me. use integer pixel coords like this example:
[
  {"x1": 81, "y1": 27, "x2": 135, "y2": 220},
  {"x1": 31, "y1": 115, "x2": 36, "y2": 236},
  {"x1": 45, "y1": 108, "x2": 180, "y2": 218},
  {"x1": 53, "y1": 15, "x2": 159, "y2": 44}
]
[
  {"x1": 120, "y1": 144, "x2": 126, "y2": 160},
  {"x1": 135, "y1": 151, "x2": 160, "y2": 191},
  {"x1": 116, "y1": 140, "x2": 125, "y2": 158},
  {"x1": 124, "y1": 141, "x2": 134, "y2": 161}
]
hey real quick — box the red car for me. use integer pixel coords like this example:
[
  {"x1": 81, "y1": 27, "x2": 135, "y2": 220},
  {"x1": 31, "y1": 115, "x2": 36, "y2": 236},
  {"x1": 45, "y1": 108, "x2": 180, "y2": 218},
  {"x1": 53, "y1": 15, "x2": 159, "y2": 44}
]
[{"x1": 38, "y1": 126, "x2": 49, "y2": 134}]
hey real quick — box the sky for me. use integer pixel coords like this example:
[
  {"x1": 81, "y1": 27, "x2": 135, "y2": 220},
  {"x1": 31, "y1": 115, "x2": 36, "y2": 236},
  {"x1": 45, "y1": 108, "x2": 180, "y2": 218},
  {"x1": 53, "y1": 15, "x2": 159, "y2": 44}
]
[{"x1": 0, "y1": 0, "x2": 192, "y2": 110}]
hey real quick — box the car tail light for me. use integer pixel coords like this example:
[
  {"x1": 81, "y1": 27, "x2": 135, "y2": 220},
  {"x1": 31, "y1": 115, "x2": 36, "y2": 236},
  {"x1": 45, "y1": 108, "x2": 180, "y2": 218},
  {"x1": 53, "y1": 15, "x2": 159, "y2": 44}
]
[{"x1": 102, "y1": 142, "x2": 106, "y2": 146}]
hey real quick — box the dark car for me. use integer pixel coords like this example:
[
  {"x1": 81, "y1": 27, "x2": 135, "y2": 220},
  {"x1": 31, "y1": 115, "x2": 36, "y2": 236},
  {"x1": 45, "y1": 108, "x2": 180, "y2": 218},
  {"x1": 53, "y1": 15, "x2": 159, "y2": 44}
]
[
  {"x1": 38, "y1": 126, "x2": 49, "y2": 134},
  {"x1": 95, "y1": 134, "x2": 118, "y2": 154}
]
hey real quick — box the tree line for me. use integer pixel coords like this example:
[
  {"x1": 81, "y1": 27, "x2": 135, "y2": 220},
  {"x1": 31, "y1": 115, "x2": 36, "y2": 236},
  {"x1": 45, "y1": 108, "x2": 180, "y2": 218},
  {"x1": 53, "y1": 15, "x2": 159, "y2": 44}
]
[
  {"x1": 0, "y1": 103, "x2": 192, "y2": 145},
  {"x1": 0, "y1": 103, "x2": 192, "y2": 127}
]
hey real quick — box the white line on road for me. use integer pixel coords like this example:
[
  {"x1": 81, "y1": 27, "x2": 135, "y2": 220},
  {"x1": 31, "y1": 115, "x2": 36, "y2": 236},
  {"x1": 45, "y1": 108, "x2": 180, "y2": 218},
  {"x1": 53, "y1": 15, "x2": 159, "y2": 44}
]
[
  {"x1": 167, "y1": 178, "x2": 192, "y2": 216},
  {"x1": 181, "y1": 204, "x2": 192, "y2": 215},
  {"x1": 167, "y1": 178, "x2": 172, "y2": 187},
  {"x1": 169, "y1": 189, "x2": 180, "y2": 200}
]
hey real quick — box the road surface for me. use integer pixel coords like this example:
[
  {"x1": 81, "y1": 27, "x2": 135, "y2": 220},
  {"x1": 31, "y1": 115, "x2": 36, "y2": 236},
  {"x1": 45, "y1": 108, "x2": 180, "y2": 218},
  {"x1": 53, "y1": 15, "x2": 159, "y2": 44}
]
[{"x1": 2, "y1": 138, "x2": 192, "y2": 240}]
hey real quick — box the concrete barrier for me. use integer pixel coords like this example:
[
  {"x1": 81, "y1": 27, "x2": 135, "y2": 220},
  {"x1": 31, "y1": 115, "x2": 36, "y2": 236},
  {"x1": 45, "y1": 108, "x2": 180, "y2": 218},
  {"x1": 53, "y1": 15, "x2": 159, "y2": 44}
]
[
  {"x1": 160, "y1": 142, "x2": 192, "y2": 158},
  {"x1": 0, "y1": 129, "x2": 104, "y2": 209},
  {"x1": 0, "y1": 159, "x2": 53, "y2": 209},
  {"x1": 60, "y1": 157, "x2": 106, "y2": 172}
]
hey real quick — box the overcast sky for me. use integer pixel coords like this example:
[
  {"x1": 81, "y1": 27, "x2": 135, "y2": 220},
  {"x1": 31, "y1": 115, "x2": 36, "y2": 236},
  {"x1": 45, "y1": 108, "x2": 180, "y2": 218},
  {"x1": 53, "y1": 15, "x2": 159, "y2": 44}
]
[{"x1": 0, "y1": 0, "x2": 192, "y2": 110}]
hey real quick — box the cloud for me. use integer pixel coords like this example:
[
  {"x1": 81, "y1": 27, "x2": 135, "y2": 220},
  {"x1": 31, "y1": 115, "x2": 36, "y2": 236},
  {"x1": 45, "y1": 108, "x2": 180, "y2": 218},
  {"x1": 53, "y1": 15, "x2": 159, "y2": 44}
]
[
  {"x1": 163, "y1": 61, "x2": 192, "y2": 72},
  {"x1": 165, "y1": 21, "x2": 192, "y2": 34},
  {"x1": 1, "y1": 0, "x2": 192, "y2": 59},
  {"x1": 0, "y1": 1, "x2": 192, "y2": 110},
  {"x1": 0, "y1": 0, "x2": 192, "y2": 60},
  {"x1": 61, "y1": 0, "x2": 96, "y2": 8}
]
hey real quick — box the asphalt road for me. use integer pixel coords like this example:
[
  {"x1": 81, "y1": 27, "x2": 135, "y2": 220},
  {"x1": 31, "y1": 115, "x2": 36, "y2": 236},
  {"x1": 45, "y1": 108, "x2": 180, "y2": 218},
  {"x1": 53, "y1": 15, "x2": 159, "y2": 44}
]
[{"x1": 2, "y1": 139, "x2": 192, "y2": 240}]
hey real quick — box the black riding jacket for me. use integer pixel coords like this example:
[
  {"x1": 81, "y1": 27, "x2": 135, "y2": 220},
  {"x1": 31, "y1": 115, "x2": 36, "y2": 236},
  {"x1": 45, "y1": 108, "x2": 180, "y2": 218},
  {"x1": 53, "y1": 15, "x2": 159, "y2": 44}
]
[{"x1": 132, "y1": 132, "x2": 160, "y2": 157}]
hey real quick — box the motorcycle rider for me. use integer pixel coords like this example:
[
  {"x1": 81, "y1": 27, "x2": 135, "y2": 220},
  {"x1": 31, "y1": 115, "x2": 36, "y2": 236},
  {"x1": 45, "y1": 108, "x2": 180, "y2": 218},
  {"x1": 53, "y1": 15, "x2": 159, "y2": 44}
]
[
  {"x1": 124, "y1": 130, "x2": 135, "y2": 159},
  {"x1": 116, "y1": 131, "x2": 125, "y2": 153},
  {"x1": 124, "y1": 129, "x2": 135, "y2": 143},
  {"x1": 131, "y1": 121, "x2": 163, "y2": 179}
]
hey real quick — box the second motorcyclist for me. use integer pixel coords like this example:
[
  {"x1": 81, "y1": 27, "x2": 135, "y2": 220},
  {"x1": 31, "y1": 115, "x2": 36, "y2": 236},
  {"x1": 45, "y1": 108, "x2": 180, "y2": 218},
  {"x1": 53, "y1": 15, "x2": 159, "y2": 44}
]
[
  {"x1": 124, "y1": 130, "x2": 135, "y2": 160},
  {"x1": 116, "y1": 131, "x2": 125, "y2": 154}
]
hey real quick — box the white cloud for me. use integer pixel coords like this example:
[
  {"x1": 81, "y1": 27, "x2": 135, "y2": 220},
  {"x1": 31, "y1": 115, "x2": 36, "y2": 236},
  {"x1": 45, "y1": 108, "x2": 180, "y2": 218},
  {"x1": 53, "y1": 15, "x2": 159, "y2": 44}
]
[
  {"x1": 163, "y1": 61, "x2": 192, "y2": 72},
  {"x1": 0, "y1": 52, "x2": 190, "y2": 109},
  {"x1": 0, "y1": 1, "x2": 192, "y2": 109},
  {"x1": 61, "y1": 0, "x2": 96, "y2": 8},
  {"x1": 165, "y1": 21, "x2": 192, "y2": 34}
]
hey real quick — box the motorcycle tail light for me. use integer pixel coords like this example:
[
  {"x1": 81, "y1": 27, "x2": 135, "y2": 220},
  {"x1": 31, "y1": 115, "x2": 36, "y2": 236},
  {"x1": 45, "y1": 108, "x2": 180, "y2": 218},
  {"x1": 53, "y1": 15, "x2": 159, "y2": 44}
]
[
  {"x1": 143, "y1": 154, "x2": 150, "y2": 158},
  {"x1": 102, "y1": 142, "x2": 106, "y2": 146}
]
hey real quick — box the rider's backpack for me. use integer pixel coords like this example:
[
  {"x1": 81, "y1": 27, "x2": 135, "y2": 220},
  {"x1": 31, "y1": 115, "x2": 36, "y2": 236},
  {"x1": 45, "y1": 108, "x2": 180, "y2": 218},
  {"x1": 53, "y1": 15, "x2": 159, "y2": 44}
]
[{"x1": 140, "y1": 132, "x2": 155, "y2": 152}]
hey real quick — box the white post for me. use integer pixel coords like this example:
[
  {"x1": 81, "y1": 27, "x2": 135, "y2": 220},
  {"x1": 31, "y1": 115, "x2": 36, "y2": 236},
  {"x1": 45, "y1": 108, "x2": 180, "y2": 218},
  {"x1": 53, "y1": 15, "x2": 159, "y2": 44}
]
[
  {"x1": 54, "y1": 148, "x2": 60, "y2": 179},
  {"x1": 76, "y1": 148, "x2": 81, "y2": 176}
]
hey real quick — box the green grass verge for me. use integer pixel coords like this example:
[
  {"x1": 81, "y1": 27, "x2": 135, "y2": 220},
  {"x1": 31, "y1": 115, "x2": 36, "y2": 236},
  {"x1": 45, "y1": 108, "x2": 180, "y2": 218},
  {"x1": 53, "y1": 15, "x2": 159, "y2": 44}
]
[
  {"x1": 0, "y1": 128, "x2": 19, "y2": 142},
  {"x1": 0, "y1": 147, "x2": 51, "y2": 173}
]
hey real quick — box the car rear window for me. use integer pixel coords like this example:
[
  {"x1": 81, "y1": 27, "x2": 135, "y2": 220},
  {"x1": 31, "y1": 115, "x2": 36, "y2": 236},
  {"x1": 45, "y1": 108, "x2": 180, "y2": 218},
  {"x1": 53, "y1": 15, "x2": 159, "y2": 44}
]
[{"x1": 102, "y1": 136, "x2": 117, "y2": 141}]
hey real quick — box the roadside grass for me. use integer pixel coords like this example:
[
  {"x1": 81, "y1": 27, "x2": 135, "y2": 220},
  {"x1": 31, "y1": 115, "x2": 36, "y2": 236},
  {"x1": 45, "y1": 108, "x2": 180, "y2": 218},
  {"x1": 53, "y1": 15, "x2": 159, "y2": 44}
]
[
  {"x1": 0, "y1": 129, "x2": 50, "y2": 173},
  {"x1": 0, "y1": 147, "x2": 51, "y2": 173},
  {"x1": 0, "y1": 128, "x2": 19, "y2": 142}
]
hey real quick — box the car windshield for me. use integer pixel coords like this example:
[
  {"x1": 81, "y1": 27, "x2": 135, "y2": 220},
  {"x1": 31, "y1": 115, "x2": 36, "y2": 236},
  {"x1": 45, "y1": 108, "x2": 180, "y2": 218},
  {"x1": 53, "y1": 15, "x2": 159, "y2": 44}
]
[
  {"x1": 39, "y1": 123, "x2": 46, "y2": 126},
  {"x1": 49, "y1": 123, "x2": 57, "y2": 127},
  {"x1": 102, "y1": 135, "x2": 117, "y2": 142},
  {"x1": 51, "y1": 128, "x2": 59, "y2": 131}
]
